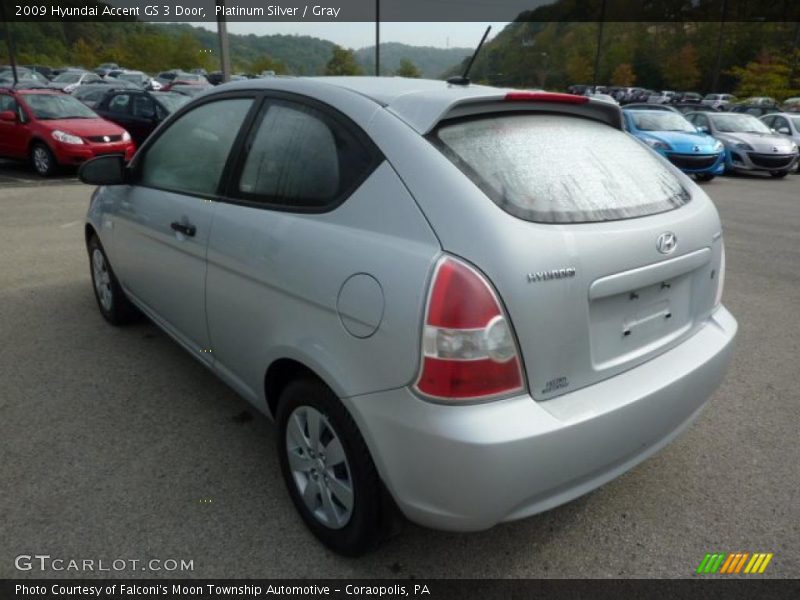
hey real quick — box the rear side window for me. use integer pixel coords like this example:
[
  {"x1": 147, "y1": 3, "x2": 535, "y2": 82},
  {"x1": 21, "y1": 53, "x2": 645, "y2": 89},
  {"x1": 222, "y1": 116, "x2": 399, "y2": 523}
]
[
  {"x1": 233, "y1": 100, "x2": 376, "y2": 210},
  {"x1": 430, "y1": 114, "x2": 690, "y2": 224}
]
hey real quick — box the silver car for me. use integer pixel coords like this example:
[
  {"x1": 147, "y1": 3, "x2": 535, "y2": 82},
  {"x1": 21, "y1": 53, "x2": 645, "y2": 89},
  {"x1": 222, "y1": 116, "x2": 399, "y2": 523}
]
[
  {"x1": 687, "y1": 111, "x2": 799, "y2": 177},
  {"x1": 79, "y1": 78, "x2": 737, "y2": 555},
  {"x1": 761, "y1": 113, "x2": 800, "y2": 173}
]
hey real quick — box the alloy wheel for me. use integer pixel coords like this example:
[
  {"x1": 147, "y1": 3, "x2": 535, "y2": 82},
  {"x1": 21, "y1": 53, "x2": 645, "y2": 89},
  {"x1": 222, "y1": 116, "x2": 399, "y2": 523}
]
[
  {"x1": 33, "y1": 146, "x2": 50, "y2": 175},
  {"x1": 285, "y1": 405, "x2": 354, "y2": 529},
  {"x1": 91, "y1": 248, "x2": 113, "y2": 311}
]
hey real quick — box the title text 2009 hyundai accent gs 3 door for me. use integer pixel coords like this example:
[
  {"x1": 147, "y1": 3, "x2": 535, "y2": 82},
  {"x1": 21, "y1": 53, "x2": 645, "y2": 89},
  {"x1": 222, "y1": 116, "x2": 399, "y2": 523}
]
[{"x1": 80, "y1": 78, "x2": 737, "y2": 556}]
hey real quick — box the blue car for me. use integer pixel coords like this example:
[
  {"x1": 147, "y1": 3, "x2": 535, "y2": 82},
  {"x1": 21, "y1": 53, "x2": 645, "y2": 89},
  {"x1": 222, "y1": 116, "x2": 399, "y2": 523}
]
[{"x1": 623, "y1": 109, "x2": 725, "y2": 181}]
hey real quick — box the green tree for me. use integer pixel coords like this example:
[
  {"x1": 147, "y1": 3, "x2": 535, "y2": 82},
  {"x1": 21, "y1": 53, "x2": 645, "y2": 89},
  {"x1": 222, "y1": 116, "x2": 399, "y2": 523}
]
[
  {"x1": 565, "y1": 52, "x2": 593, "y2": 84},
  {"x1": 70, "y1": 38, "x2": 96, "y2": 69},
  {"x1": 611, "y1": 63, "x2": 636, "y2": 86},
  {"x1": 663, "y1": 43, "x2": 700, "y2": 90},
  {"x1": 395, "y1": 58, "x2": 421, "y2": 78},
  {"x1": 730, "y1": 51, "x2": 800, "y2": 101},
  {"x1": 324, "y1": 46, "x2": 363, "y2": 76},
  {"x1": 249, "y1": 55, "x2": 288, "y2": 75}
]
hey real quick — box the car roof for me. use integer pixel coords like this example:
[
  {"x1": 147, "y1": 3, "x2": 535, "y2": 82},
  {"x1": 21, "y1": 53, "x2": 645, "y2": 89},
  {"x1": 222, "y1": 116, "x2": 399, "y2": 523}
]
[{"x1": 215, "y1": 76, "x2": 623, "y2": 133}]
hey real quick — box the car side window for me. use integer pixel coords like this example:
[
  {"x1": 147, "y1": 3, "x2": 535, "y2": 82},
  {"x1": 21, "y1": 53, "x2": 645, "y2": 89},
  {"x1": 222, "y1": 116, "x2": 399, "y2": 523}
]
[
  {"x1": 693, "y1": 114, "x2": 709, "y2": 129},
  {"x1": 234, "y1": 100, "x2": 376, "y2": 210},
  {"x1": 139, "y1": 97, "x2": 253, "y2": 197},
  {"x1": 132, "y1": 95, "x2": 156, "y2": 119},
  {"x1": 108, "y1": 94, "x2": 131, "y2": 114},
  {"x1": 761, "y1": 116, "x2": 774, "y2": 128},
  {"x1": 773, "y1": 117, "x2": 789, "y2": 132},
  {"x1": 0, "y1": 94, "x2": 17, "y2": 113}
]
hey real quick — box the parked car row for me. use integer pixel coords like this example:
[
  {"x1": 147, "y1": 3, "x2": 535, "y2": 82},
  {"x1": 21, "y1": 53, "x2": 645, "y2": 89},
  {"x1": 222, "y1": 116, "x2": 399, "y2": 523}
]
[{"x1": 622, "y1": 106, "x2": 799, "y2": 180}]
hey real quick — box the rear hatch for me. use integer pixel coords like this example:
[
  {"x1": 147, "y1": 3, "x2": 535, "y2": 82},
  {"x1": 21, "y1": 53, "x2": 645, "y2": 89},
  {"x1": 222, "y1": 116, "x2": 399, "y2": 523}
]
[{"x1": 426, "y1": 108, "x2": 724, "y2": 400}]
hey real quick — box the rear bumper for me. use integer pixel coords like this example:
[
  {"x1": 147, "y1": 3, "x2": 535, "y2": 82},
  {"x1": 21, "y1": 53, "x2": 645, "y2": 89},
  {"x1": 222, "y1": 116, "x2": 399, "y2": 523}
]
[{"x1": 345, "y1": 306, "x2": 737, "y2": 532}]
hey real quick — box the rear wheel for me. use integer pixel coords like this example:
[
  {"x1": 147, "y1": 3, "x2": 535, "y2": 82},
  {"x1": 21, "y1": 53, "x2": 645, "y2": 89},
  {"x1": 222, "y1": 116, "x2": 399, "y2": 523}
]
[
  {"x1": 277, "y1": 378, "x2": 386, "y2": 556},
  {"x1": 31, "y1": 142, "x2": 57, "y2": 177},
  {"x1": 88, "y1": 235, "x2": 140, "y2": 325},
  {"x1": 769, "y1": 170, "x2": 789, "y2": 178}
]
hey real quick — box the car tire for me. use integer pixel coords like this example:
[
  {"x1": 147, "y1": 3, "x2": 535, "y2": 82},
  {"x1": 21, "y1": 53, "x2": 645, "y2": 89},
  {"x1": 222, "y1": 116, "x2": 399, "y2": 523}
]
[
  {"x1": 87, "y1": 235, "x2": 140, "y2": 325},
  {"x1": 695, "y1": 173, "x2": 715, "y2": 182},
  {"x1": 277, "y1": 378, "x2": 386, "y2": 556},
  {"x1": 769, "y1": 170, "x2": 789, "y2": 178},
  {"x1": 30, "y1": 142, "x2": 58, "y2": 177}
]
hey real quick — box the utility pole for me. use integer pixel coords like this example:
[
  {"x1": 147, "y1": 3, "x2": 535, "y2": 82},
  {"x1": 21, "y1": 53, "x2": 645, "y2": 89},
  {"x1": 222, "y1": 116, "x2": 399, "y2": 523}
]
[
  {"x1": 593, "y1": 0, "x2": 607, "y2": 85},
  {"x1": 375, "y1": 0, "x2": 380, "y2": 76},
  {"x1": 0, "y1": 1, "x2": 19, "y2": 84},
  {"x1": 215, "y1": 0, "x2": 232, "y2": 83},
  {"x1": 711, "y1": 0, "x2": 729, "y2": 92}
]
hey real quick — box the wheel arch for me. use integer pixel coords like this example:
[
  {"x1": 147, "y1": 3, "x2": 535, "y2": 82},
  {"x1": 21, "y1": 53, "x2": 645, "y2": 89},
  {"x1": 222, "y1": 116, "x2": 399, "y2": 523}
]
[{"x1": 264, "y1": 358, "x2": 336, "y2": 420}]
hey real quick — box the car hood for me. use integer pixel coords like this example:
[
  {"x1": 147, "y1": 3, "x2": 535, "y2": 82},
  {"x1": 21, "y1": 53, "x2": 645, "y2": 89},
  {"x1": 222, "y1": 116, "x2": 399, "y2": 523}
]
[
  {"x1": 638, "y1": 130, "x2": 721, "y2": 153},
  {"x1": 39, "y1": 118, "x2": 126, "y2": 138},
  {"x1": 715, "y1": 131, "x2": 797, "y2": 153}
]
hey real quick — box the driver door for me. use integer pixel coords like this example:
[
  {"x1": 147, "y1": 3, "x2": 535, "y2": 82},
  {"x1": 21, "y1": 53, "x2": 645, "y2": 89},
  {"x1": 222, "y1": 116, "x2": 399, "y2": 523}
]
[{"x1": 110, "y1": 95, "x2": 256, "y2": 360}]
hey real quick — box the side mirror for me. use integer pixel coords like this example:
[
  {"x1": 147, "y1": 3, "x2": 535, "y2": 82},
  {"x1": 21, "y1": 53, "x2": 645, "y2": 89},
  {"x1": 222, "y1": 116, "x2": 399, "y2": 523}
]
[
  {"x1": 78, "y1": 154, "x2": 126, "y2": 186},
  {"x1": 777, "y1": 127, "x2": 791, "y2": 135},
  {"x1": 0, "y1": 110, "x2": 17, "y2": 122},
  {"x1": 697, "y1": 126, "x2": 709, "y2": 134}
]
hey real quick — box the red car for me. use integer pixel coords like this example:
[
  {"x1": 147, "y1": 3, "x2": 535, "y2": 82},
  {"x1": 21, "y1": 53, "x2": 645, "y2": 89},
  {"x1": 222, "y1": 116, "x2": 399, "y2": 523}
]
[{"x1": 0, "y1": 88, "x2": 135, "y2": 176}]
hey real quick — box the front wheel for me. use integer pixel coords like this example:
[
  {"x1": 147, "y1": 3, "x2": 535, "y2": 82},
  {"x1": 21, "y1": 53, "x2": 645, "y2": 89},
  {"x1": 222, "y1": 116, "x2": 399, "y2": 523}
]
[
  {"x1": 769, "y1": 170, "x2": 789, "y2": 178},
  {"x1": 31, "y1": 142, "x2": 57, "y2": 177},
  {"x1": 277, "y1": 378, "x2": 386, "y2": 556},
  {"x1": 88, "y1": 235, "x2": 140, "y2": 325}
]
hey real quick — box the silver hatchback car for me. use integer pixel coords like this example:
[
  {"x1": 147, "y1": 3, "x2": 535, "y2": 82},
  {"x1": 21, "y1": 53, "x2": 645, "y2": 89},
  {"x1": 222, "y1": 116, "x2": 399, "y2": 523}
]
[{"x1": 80, "y1": 78, "x2": 737, "y2": 555}]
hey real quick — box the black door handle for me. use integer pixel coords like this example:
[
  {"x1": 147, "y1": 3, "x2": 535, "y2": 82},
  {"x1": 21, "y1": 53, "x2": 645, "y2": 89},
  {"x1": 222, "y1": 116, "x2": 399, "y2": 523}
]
[{"x1": 170, "y1": 221, "x2": 196, "y2": 237}]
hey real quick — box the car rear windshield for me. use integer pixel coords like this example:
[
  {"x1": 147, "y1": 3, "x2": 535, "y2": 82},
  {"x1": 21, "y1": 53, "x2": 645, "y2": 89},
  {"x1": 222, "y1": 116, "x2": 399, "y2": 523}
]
[{"x1": 430, "y1": 114, "x2": 690, "y2": 224}]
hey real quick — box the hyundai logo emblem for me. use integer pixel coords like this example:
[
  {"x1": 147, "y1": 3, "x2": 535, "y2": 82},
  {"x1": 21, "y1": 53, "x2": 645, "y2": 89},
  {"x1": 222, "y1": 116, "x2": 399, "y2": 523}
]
[
  {"x1": 772, "y1": 146, "x2": 779, "y2": 152},
  {"x1": 103, "y1": 136, "x2": 110, "y2": 143},
  {"x1": 656, "y1": 232, "x2": 678, "y2": 255},
  {"x1": 693, "y1": 145, "x2": 700, "y2": 152}
]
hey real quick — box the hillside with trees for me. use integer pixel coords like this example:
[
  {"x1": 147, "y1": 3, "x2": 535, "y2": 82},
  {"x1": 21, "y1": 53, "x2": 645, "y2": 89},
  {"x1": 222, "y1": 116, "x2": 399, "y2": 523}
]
[
  {"x1": 354, "y1": 43, "x2": 472, "y2": 78},
  {"x1": 446, "y1": 21, "x2": 800, "y2": 99}
]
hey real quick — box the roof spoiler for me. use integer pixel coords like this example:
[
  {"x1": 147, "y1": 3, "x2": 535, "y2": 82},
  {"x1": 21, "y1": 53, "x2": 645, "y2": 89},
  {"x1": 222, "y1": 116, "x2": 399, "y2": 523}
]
[{"x1": 388, "y1": 90, "x2": 625, "y2": 134}]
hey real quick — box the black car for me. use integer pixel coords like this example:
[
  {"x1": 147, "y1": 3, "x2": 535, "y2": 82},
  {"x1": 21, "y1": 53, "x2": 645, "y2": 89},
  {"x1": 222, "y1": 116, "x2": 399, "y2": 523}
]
[
  {"x1": 729, "y1": 103, "x2": 780, "y2": 118},
  {"x1": 674, "y1": 103, "x2": 721, "y2": 114},
  {"x1": 93, "y1": 89, "x2": 189, "y2": 146},
  {"x1": 672, "y1": 92, "x2": 702, "y2": 104}
]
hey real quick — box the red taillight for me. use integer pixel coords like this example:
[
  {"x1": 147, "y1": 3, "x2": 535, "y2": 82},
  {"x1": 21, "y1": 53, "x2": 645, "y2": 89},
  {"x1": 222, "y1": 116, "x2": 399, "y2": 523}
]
[
  {"x1": 504, "y1": 91, "x2": 589, "y2": 104},
  {"x1": 414, "y1": 256, "x2": 525, "y2": 402}
]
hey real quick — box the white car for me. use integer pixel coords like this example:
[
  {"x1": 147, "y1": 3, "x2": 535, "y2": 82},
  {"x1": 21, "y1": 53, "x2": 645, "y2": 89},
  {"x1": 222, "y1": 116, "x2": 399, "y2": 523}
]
[{"x1": 761, "y1": 113, "x2": 800, "y2": 172}]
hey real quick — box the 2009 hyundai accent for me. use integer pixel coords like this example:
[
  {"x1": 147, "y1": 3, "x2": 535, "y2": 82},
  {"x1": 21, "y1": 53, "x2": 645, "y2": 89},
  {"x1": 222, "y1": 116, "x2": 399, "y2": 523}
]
[{"x1": 80, "y1": 77, "x2": 737, "y2": 556}]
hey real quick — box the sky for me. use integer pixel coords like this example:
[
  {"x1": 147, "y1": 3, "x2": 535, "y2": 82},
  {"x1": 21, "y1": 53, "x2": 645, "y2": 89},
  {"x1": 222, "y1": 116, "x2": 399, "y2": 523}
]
[{"x1": 195, "y1": 22, "x2": 511, "y2": 50}]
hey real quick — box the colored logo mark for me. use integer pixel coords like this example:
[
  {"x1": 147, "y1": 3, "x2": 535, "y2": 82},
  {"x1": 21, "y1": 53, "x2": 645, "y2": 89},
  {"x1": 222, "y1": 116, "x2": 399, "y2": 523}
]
[{"x1": 696, "y1": 552, "x2": 773, "y2": 574}]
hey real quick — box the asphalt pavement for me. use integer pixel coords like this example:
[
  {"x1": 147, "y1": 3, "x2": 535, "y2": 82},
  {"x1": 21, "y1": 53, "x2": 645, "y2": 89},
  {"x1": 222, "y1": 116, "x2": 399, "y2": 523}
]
[{"x1": 0, "y1": 169, "x2": 798, "y2": 579}]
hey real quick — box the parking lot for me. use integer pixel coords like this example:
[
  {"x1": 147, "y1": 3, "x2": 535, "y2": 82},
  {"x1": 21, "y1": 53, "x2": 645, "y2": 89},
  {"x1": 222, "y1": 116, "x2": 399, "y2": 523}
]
[{"x1": 1, "y1": 169, "x2": 798, "y2": 579}]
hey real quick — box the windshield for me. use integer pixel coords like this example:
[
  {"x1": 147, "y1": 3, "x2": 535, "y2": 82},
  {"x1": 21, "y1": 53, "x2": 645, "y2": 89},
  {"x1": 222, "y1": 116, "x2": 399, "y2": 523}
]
[
  {"x1": 153, "y1": 92, "x2": 190, "y2": 112},
  {"x1": 119, "y1": 73, "x2": 144, "y2": 83},
  {"x1": 21, "y1": 94, "x2": 97, "y2": 119},
  {"x1": 711, "y1": 114, "x2": 771, "y2": 133},
  {"x1": 431, "y1": 114, "x2": 689, "y2": 224},
  {"x1": 631, "y1": 112, "x2": 695, "y2": 132},
  {"x1": 704, "y1": 94, "x2": 720, "y2": 100},
  {"x1": 53, "y1": 72, "x2": 83, "y2": 83}
]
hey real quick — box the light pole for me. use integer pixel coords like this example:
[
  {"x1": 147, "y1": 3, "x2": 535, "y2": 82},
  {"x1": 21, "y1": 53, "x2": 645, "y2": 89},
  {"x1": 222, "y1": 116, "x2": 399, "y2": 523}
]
[
  {"x1": 215, "y1": 0, "x2": 232, "y2": 83},
  {"x1": 375, "y1": 0, "x2": 380, "y2": 76},
  {"x1": 593, "y1": 0, "x2": 607, "y2": 85}
]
